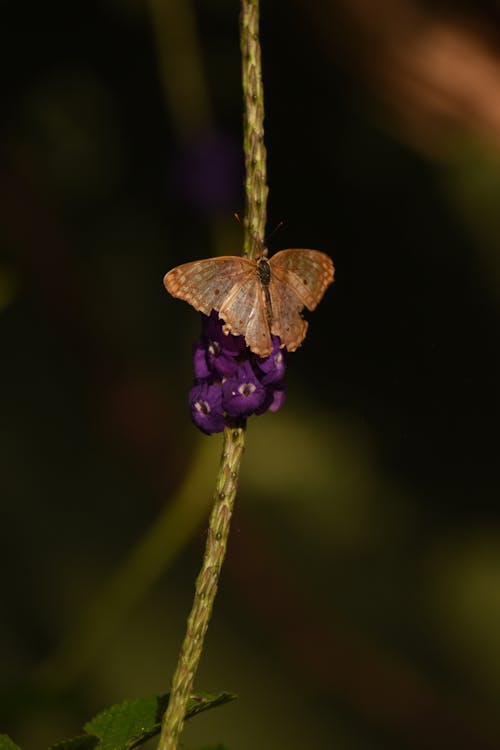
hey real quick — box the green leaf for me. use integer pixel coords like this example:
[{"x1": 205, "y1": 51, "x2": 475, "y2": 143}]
[
  {"x1": 49, "y1": 736, "x2": 99, "y2": 750},
  {"x1": 49, "y1": 691, "x2": 236, "y2": 750},
  {"x1": 195, "y1": 745, "x2": 228, "y2": 750},
  {"x1": 0, "y1": 736, "x2": 23, "y2": 750},
  {"x1": 83, "y1": 693, "x2": 166, "y2": 749}
]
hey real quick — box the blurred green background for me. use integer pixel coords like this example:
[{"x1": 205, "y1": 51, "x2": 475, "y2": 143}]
[{"x1": 1, "y1": 1, "x2": 500, "y2": 748}]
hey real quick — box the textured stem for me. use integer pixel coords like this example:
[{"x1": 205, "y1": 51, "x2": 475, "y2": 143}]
[
  {"x1": 157, "y1": 427, "x2": 245, "y2": 750},
  {"x1": 158, "y1": 3, "x2": 267, "y2": 748},
  {"x1": 241, "y1": 0, "x2": 268, "y2": 259}
]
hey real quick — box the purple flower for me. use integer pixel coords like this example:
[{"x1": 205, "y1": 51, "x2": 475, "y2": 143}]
[
  {"x1": 202, "y1": 311, "x2": 246, "y2": 355},
  {"x1": 207, "y1": 340, "x2": 240, "y2": 378},
  {"x1": 222, "y1": 361, "x2": 267, "y2": 418},
  {"x1": 267, "y1": 387, "x2": 286, "y2": 413},
  {"x1": 255, "y1": 384, "x2": 286, "y2": 415},
  {"x1": 189, "y1": 382, "x2": 225, "y2": 435},
  {"x1": 255, "y1": 336, "x2": 286, "y2": 385},
  {"x1": 201, "y1": 311, "x2": 246, "y2": 378},
  {"x1": 193, "y1": 339, "x2": 211, "y2": 381}
]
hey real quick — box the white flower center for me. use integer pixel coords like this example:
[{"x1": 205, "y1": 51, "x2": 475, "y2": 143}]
[
  {"x1": 238, "y1": 382, "x2": 256, "y2": 397},
  {"x1": 195, "y1": 399, "x2": 211, "y2": 415}
]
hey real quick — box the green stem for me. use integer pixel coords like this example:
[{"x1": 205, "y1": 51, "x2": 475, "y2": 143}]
[
  {"x1": 158, "y1": 2, "x2": 267, "y2": 747},
  {"x1": 157, "y1": 428, "x2": 245, "y2": 750},
  {"x1": 241, "y1": 0, "x2": 268, "y2": 259}
]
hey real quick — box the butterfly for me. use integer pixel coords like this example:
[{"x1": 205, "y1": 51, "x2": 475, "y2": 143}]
[{"x1": 164, "y1": 247, "x2": 334, "y2": 357}]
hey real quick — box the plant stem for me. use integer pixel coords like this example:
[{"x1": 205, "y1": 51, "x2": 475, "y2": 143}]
[
  {"x1": 157, "y1": 428, "x2": 245, "y2": 750},
  {"x1": 158, "y1": 2, "x2": 267, "y2": 747},
  {"x1": 241, "y1": 0, "x2": 268, "y2": 259}
]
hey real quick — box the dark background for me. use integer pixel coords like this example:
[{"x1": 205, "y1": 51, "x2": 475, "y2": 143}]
[{"x1": 1, "y1": 1, "x2": 499, "y2": 748}]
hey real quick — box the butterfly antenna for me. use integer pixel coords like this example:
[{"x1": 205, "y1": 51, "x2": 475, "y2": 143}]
[{"x1": 265, "y1": 220, "x2": 284, "y2": 245}]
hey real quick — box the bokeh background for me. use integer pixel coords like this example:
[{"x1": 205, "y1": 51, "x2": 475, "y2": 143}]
[{"x1": 2, "y1": 1, "x2": 500, "y2": 748}]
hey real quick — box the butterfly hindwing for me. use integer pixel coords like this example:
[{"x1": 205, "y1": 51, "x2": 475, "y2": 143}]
[
  {"x1": 218, "y1": 271, "x2": 273, "y2": 355},
  {"x1": 240, "y1": 281, "x2": 273, "y2": 356},
  {"x1": 268, "y1": 274, "x2": 308, "y2": 352}
]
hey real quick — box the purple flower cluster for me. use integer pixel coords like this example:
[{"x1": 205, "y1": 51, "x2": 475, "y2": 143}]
[{"x1": 189, "y1": 311, "x2": 286, "y2": 434}]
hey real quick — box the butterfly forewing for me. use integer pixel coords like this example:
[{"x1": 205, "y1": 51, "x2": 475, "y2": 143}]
[
  {"x1": 163, "y1": 257, "x2": 255, "y2": 318},
  {"x1": 269, "y1": 249, "x2": 334, "y2": 310}
]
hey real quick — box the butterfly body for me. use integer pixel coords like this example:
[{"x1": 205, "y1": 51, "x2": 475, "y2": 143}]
[
  {"x1": 255, "y1": 257, "x2": 273, "y2": 326},
  {"x1": 164, "y1": 248, "x2": 334, "y2": 357}
]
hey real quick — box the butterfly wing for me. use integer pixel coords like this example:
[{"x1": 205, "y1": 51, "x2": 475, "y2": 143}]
[
  {"x1": 267, "y1": 274, "x2": 309, "y2": 352},
  {"x1": 269, "y1": 249, "x2": 334, "y2": 310},
  {"x1": 164, "y1": 256, "x2": 255, "y2": 319},
  {"x1": 219, "y1": 276, "x2": 272, "y2": 356},
  {"x1": 268, "y1": 249, "x2": 334, "y2": 351},
  {"x1": 164, "y1": 255, "x2": 272, "y2": 352}
]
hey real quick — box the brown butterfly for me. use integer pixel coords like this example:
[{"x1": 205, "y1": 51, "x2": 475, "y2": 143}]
[{"x1": 164, "y1": 247, "x2": 334, "y2": 357}]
